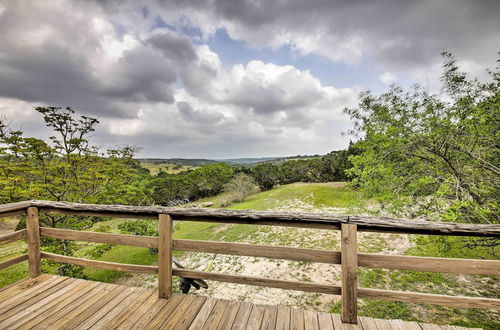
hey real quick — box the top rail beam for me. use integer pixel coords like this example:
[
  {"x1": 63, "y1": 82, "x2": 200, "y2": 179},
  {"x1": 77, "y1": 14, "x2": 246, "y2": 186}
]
[{"x1": 1, "y1": 200, "x2": 499, "y2": 237}]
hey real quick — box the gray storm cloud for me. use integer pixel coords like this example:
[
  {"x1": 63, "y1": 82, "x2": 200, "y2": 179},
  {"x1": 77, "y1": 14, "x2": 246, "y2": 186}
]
[{"x1": 0, "y1": 0, "x2": 497, "y2": 157}]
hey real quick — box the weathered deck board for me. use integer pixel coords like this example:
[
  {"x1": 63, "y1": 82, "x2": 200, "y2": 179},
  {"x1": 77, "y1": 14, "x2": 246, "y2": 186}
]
[{"x1": 0, "y1": 275, "x2": 482, "y2": 329}]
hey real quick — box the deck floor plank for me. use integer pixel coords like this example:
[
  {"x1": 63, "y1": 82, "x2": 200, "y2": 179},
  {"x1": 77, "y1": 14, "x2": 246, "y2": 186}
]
[
  {"x1": 304, "y1": 309, "x2": 320, "y2": 330},
  {"x1": 0, "y1": 274, "x2": 66, "y2": 313},
  {"x1": 145, "y1": 294, "x2": 185, "y2": 329},
  {"x1": 216, "y1": 301, "x2": 241, "y2": 330},
  {"x1": 317, "y1": 312, "x2": 334, "y2": 330},
  {"x1": 246, "y1": 304, "x2": 266, "y2": 330},
  {"x1": 0, "y1": 276, "x2": 75, "y2": 324},
  {"x1": 230, "y1": 301, "x2": 253, "y2": 330},
  {"x1": 154, "y1": 294, "x2": 197, "y2": 329},
  {"x1": 114, "y1": 290, "x2": 161, "y2": 330},
  {"x1": 163, "y1": 295, "x2": 207, "y2": 330},
  {"x1": 9, "y1": 279, "x2": 100, "y2": 329},
  {"x1": 189, "y1": 297, "x2": 219, "y2": 329},
  {"x1": 260, "y1": 305, "x2": 278, "y2": 330},
  {"x1": 27, "y1": 282, "x2": 115, "y2": 330},
  {"x1": 291, "y1": 308, "x2": 305, "y2": 330},
  {"x1": 200, "y1": 299, "x2": 230, "y2": 329},
  {"x1": 49, "y1": 284, "x2": 124, "y2": 329},
  {"x1": 358, "y1": 317, "x2": 379, "y2": 330},
  {"x1": 73, "y1": 286, "x2": 139, "y2": 330},
  {"x1": 129, "y1": 295, "x2": 172, "y2": 329},
  {"x1": 101, "y1": 289, "x2": 155, "y2": 330},
  {"x1": 89, "y1": 287, "x2": 148, "y2": 329},
  {"x1": 0, "y1": 275, "x2": 480, "y2": 330},
  {"x1": 276, "y1": 306, "x2": 292, "y2": 330}
]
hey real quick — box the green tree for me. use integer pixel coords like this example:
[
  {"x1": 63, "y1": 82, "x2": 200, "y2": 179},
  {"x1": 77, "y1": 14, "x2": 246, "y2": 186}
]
[
  {"x1": 345, "y1": 53, "x2": 499, "y2": 225},
  {"x1": 224, "y1": 172, "x2": 260, "y2": 202},
  {"x1": 0, "y1": 106, "x2": 150, "y2": 275},
  {"x1": 250, "y1": 163, "x2": 281, "y2": 190}
]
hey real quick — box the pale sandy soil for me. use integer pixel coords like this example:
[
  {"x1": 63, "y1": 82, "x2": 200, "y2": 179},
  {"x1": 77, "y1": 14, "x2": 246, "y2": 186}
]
[{"x1": 117, "y1": 199, "x2": 413, "y2": 312}]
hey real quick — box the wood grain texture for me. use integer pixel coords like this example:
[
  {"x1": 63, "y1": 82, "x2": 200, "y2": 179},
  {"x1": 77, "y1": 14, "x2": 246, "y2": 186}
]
[
  {"x1": 0, "y1": 229, "x2": 27, "y2": 245},
  {"x1": 341, "y1": 223, "x2": 358, "y2": 324},
  {"x1": 26, "y1": 206, "x2": 41, "y2": 277},
  {"x1": 0, "y1": 274, "x2": 481, "y2": 329},
  {"x1": 0, "y1": 201, "x2": 31, "y2": 214},
  {"x1": 25, "y1": 199, "x2": 499, "y2": 236},
  {"x1": 275, "y1": 307, "x2": 291, "y2": 330},
  {"x1": 188, "y1": 297, "x2": 218, "y2": 329},
  {"x1": 358, "y1": 253, "x2": 500, "y2": 275},
  {"x1": 164, "y1": 295, "x2": 207, "y2": 330},
  {"x1": 0, "y1": 254, "x2": 28, "y2": 271},
  {"x1": 40, "y1": 227, "x2": 159, "y2": 248},
  {"x1": 41, "y1": 252, "x2": 158, "y2": 273},
  {"x1": 172, "y1": 268, "x2": 341, "y2": 295},
  {"x1": 174, "y1": 239, "x2": 341, "y2": 264},
  {"x1": 358, "y1": 287, "x2": 500, "y2": 310},
  {"x1": 230, "y1": 301, "x2": 253, "y2": 330},
  {"x1": 216, "y1": 301, "x2": 242, "y2": 330},
  {"x1": 114, "y1": 290, "x2": 160, "y2": 330},
  {"x1": 158, "y1": 213, "x2": 173, "y2": 298}
]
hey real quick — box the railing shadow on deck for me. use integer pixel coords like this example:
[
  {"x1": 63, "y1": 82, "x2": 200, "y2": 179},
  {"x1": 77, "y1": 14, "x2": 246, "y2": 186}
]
[{"x1": 1, "y1": 200, "x2": 499, "y2": 325}]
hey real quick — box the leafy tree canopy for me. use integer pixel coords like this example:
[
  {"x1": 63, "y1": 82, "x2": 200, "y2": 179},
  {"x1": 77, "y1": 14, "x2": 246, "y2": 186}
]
[{"x1": 345, "y1": 53, "x2": 499, "y2": 224}]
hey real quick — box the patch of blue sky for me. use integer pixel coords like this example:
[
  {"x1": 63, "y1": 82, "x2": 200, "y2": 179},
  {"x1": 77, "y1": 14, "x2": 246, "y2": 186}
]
[{"x1": 206, "y1": 29, "x2": 396, "y2": 93}]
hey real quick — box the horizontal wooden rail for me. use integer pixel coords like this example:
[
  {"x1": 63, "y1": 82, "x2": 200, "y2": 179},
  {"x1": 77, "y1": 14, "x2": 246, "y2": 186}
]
[
  {"x1": 40, "y1": 228, "x2": 158, "y2": 248},
  {"x1": 173, "y1": 239, "x2": 341, "y2": 264},
  {"x1": 358, "y1": 288, "x2": 500, "y2": 310},
  {"x1": 0, "y1": 229, "x2": 26, "y2": 245},
  {"x1": 358, "y1": 253, "x2": 500, "y2": 276},
  {"x1": 0, "y1": 254, "x2": 28, "y2": 271},
  {"x1": 3, "y1": 199, "x2": 493, "y2": 237},
  {"x1": 172, "y1": 268, "x2": 341, "y2": 295},
  {"x1": 40, "y1": 252, "x2": 158, "y2": 274},
  {"x1": 38, "y1": 230, "x2": 500, "y2": 276},
  {"x1": 0, "y1": 210, "x2": 26, "y2": 219},
  {"x1": 0, "y1": 201, "x2": 31, "y2": 215}
]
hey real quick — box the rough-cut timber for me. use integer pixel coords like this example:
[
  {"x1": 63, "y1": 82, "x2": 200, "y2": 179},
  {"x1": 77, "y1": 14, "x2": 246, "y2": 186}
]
[
  {"x1": 341, "y1": 223, "x2": 358, "y2": 324},
  {"x1": 0, "y1": 201, "x2": 31, "y2": 214},
  {"x1": 172, "y1": 268, "x2": 341, "y2": 295},
  {"x1": 358, "y1": 287, "x2": 500, "y2": 310},
  {"x1": 358, "y1": 253, "x2": 500, "y2": 276},
  {"x1": 1, "y1": 199, "x2": 496, "y2": 236},
  {"x1": 41, "y1": 252, "x2": 158, "y2": 274},
  {"x1": 0, "y1": 254, "x2": 28, "y2": 271},
  {"x1": 0, "y1": 229, "x2": 26, "y2": 245},
  {"x1": 158, "y1": 213, "x2": 173, "y2": 298},
  {"x1": 26, "y1": 207, "x2": 41, "y2": 277},
  {"x1": 173, "y1": 239, "x2": 341, "y2": 264},
  {"x1": 40, "y1": 227, "x2": 159, "y2": 248}
]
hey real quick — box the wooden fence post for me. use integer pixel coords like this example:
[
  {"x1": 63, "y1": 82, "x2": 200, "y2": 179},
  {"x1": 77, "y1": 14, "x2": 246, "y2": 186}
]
[
  {"x1": 26, "y1": 207, "x2": 41, "y2": 277},
  {"x1": 158, "y1": 213, "x2": 173, "y2": 298},
  {"x1": 341, "y1": 223, "x2": 358, "y2": 324}
]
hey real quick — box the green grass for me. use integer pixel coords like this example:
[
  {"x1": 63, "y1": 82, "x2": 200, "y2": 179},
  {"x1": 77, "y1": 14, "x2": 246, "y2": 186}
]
[
  {"x1": 83, "y1": 246, "x2": 157, "y2": 283},
  {"x1": 197, "y1": 182, "x2": 368, "y2": 211}
]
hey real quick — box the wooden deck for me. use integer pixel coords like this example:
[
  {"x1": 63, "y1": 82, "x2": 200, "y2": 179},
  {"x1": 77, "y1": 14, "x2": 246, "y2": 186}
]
[{"x1": 0, "y1": 275, "x2": 479, "y2": 329}]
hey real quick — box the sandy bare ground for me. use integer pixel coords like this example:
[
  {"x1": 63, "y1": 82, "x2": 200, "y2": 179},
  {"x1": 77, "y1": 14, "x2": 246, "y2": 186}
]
[{"x1": 117, "y1": 199, "x2": 413, "y2": 312}]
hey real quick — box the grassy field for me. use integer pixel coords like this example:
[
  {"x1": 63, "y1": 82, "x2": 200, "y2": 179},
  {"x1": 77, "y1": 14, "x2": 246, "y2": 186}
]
[
  {"x1": 140, "y1": 162, "x2": 197, "y2": 175},
  {"x1": 195, "y1": 182, "x2": 370, "y2": 213}
]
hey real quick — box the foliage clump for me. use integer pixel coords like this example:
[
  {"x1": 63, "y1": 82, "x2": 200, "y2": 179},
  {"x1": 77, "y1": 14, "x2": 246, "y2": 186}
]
[{"x1": 345, "y1": 52, "x2": 499, "y2": 226}]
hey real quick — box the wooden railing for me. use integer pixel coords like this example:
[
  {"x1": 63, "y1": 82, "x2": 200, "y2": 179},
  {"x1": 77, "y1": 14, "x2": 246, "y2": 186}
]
[{"x1": 1, "y1": 200, "x2": 499, "y2": 324}]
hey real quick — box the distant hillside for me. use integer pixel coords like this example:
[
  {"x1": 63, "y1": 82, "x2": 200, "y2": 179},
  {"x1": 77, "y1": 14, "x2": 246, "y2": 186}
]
[
  {"x1": 137, "y1": 158, "x2": 218, "y2": 166},
  {"x1": 137, "y1": 154, "x2": 323, "y2": 167}
]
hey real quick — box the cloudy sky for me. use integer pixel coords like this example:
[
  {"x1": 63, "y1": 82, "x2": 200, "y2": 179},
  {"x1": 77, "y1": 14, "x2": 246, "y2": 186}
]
[{"x1": 0, "y1": 0, "x2": 498, "y2": 158}]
